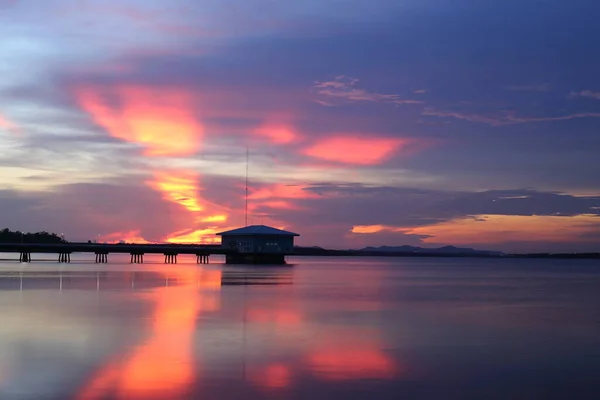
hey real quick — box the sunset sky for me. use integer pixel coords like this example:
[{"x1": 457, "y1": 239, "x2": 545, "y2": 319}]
[{"x1": 1, "y1": 0, "x2": 599, "y2": 252}]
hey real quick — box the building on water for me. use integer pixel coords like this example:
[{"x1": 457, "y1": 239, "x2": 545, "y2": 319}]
[{"x1": 216, "y1": 225, "x2": 299, "y2": 264}]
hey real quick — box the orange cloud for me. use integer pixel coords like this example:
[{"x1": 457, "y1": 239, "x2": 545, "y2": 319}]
[
  {"x1": 407, "y1": 214, "x2": 600, "y2": 245},
  {"x1": 352, "y1": 224, "x2": 408, "y2": 234},
  {"x1": 165, "y1": 227, "x2": 229, "y2": 244},
  {"x1": 304, "y1": 136, "x2": 410, "y2": 165},
  {"x1": 145, "y1": 170, "x2": 234, "y2": 243},
  {"x1": 76, "y1": 85, "x2": 202, "y2": 156},
  {"x1": 201, "y1": 214, "x2": 227, "y2": 223},
  {"x1": 147, "y1": 170, "x2": 204, "y2": 212}
]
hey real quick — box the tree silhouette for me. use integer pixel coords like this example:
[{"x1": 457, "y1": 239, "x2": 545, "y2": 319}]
[{"x1": 0, "y1": 228, "x2": 67, "y2": 243}]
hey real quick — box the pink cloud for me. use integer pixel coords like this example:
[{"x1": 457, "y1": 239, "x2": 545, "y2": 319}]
[
  {"x1": 303, "y1": 136, "x2": 412, "y2": 165},
  {"x1": 253, "y1": 120, "x2": 299, "y2": 144}
]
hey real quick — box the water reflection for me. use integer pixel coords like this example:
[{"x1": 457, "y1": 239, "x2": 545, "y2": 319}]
[
  {"x1": 249, "y1": 363, "x2": 292, "y2": 390},
  {"x1": 0, "y1": 261, "x2": 407, "y2": 399},
  {"x1": 11, "y1": 258, "x2": 600, "y2": 398},
  {"x1": 305, "y1": 330, "x2": 399, "y2": 381},
  {"x1": 77, "y1": 266, "x2": 221, "y2": 399}
]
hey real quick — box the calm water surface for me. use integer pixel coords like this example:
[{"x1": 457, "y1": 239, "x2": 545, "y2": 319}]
[{"x1": 0, "y1": 255, "x2": 599, "y2": 399}]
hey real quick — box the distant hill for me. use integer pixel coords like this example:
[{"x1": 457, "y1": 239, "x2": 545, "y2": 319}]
[
  {"x1": 360, "y1": 245, "x2": 504, "y2": 256},
  {"x1": 293, "y1": 244, "x2": 504, "y2": 257}
]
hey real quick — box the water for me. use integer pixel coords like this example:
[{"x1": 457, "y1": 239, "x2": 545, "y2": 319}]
[{"x1": 1, "y1": 254, "x2": 599, "y2": 399}]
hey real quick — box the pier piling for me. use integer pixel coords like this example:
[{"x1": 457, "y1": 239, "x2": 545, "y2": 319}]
[
  {"x1": 130, "y1": 253, "x2": 144, "y2": 264},
  {"x1": 58, "y1": 253, "x2": 71, "y2": 263},
  {"x1": 196, "y1": 254, "x2": 209, "y2": 264},
  {"x1": 164, "y1": 254, "x2": 178, "y2": 264}
]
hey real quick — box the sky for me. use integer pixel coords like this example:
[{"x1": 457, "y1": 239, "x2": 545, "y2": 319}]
[{"x1": 0, "y1": 0, "x2": 599, "y2": 253}]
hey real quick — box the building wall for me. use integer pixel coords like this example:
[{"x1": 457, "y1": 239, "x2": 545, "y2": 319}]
[{"x1": 221, "y1": 235, "x2": 294, "y2": 253}]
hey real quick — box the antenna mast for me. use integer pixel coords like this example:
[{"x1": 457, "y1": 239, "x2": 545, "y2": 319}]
[{"x1": 245, "y1": 147, "x2": 249, "y2": 226}]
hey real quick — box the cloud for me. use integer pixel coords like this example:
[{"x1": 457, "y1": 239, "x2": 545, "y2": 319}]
[
  {"x1": 351, "y1": 225, "x2": 407, "y2": 234},
  {"x1": 313, "y1": 76, "x2": 422, "y2": 106},
  {"x1": 249, "y1": 183, "x2": 319, "y2": 201},
  {"x1": 423, "y1": 108, "x2": 600, "y2": 126},
  {"x1": 568, "y1": 90, "x2": 600, "y2": 100},
  {"x1": 2, "y1": 178, "x2": 600, "y2": 252},
  {"x1": 75, "y1": 85, "x2": 203, "y2": 157},
  {"x1": 0, "y1": 182, "x2": 192, "y2": 242},
  {"x1": 0, "y1": 176, "x2": 239, "y2": 245},
  {"x1": 146, "y1": 169, "x2": 234, "y2": 243},
  {"x1": 435, "y1": 189, "x2": 600, "y2": 217},
  {"x1": 253, "y1": 120, "x2": 299, "y2": 144},
  {"x1": 303, "y1": 136, "x2": 412, "y2": 165},
  {"x1": 147, "y1": 170, "x2": 206, "y2": 213},
  {"x1": 406, "y1": 214, "x2": 600, "y2": 252},
  {"x1": 277, "y1": 185, "x2": 600, "y2": 249}
]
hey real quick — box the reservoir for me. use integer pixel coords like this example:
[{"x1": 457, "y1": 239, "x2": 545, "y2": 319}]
[{"x1": 1, "y1": 255, "x2": 599, "y2": 399}]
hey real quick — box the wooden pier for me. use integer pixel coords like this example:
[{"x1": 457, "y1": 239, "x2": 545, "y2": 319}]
[
  {"x1": 0, "y1": 225, "x2": 299, "y2": 265},
  {"x1": 0, "y1": 243, "x2": 231, "y2": 264}
]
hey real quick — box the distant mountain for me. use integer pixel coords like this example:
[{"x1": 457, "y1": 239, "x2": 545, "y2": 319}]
[
  {"x1": 293, "y1": 245, "x2": 598, "y2": 258},
  {"x1": 360, "y1": 245, "x2": 503, "y2": 256}
]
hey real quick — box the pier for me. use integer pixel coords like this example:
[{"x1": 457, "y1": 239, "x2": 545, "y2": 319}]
[
  {"x1": 0, "y1": 225, "x2": 300, "y2": 265},
  {"x1": 0, "y1": 243, "x2": 228, "y2": 264}
]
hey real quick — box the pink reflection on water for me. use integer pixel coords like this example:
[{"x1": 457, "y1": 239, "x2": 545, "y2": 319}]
[
  {"x1": 76, "y1": 267, "x2": 221, "y2": 399},
  {"x1": 249, "y1": 363, "x2": 293, "y2": 390},
  {"x1": 307, "y1": 349, "x2": 398, "y2": 381},
  {"x1": 304, "y1": 328, "x2": 401, "y2": 381}
]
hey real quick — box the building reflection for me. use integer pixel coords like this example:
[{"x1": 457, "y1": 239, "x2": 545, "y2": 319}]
[{"x1": 220, "y1": 266, "x2": 293, "y2": 286}]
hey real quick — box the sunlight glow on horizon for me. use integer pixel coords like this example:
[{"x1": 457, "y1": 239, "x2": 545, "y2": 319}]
[{"x1": 406, "y1": 214, "x2": 600, "y2": 245}]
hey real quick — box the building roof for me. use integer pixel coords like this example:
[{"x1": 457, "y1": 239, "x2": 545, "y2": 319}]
[{"x1": 216, "y1": 225, "x2": 299, "y2": 236}]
